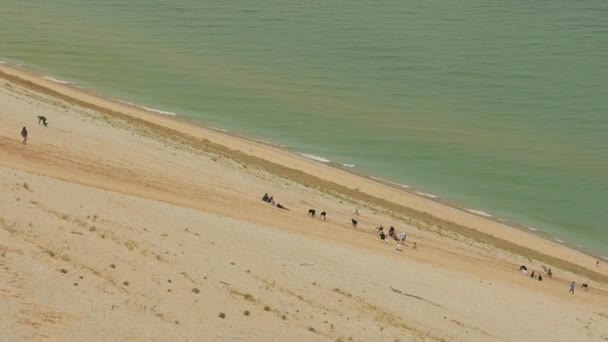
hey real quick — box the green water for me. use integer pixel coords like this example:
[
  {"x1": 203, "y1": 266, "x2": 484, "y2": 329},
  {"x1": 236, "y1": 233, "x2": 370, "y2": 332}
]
[{"x1": 1, "y1": 0, "x2": 607, "y2": 255}]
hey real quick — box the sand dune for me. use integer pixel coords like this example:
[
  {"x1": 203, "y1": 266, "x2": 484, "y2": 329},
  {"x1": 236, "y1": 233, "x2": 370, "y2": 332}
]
[{"x1": 1, "y1": 66, "x2": 608, "y2": 341}]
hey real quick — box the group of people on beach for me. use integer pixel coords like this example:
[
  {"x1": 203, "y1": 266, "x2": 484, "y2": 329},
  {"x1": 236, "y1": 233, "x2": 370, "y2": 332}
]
[
  {"x1": 375, "y1": 225, "x2": 414, "y2": 251},
  {"x1": 519, "y1": 264, "x2": 595, "y2": 294},
  {"x1": 261, "y1": 193, "x2": 289, "y2": 210}
]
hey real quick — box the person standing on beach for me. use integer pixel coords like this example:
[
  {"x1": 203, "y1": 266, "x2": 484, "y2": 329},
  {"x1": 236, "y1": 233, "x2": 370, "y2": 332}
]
[
  {"x1": 569, "y1": 281, "x2": 575, "y2": 294},
  {"x1": 21, "y1": 127, "x2": 28, "y2": 145}
]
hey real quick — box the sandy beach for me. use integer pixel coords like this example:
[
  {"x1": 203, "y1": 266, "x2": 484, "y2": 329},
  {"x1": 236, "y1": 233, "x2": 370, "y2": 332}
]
[{"x1": 1, "y1": 64, "x2": 607, "y2": 341}]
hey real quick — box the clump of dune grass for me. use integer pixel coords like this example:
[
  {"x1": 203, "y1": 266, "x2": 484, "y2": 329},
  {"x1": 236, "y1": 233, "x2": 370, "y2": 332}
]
[
  {"x1": 192, "y1": 288, "x2": 200, "y2": 294},
  {"x1": 243, "y1": 310, "x2": 250, "y2": 316},
  {"x1": 123, "y1": 281, "x2": 129, "y2": 286},
  {"x1": 218, "y1": 312, "x2": 226, "y2": 319},
  {"x1": 59, "y1": 268, "x2": 68, "y2": 274}
]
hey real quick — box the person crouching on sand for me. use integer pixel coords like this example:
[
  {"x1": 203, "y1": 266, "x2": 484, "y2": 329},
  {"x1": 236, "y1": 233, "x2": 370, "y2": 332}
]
[{"x1": 21, "y1": 127, "x2": 28, "y2": 145}]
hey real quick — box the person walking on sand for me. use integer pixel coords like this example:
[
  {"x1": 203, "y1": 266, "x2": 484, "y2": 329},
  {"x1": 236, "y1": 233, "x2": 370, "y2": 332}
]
[
  {"x1": 21, "y1": 127, "x2": 28, "y2": 145},
  {"x1": 569, "y1": 281, "x2": 575, "y2": 294}
]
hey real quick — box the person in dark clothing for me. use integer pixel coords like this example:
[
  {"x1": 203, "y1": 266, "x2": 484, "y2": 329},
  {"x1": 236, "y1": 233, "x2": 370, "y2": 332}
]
[
  {"x1": 21, "y1": 127, "x2": 28, "y2": 145},
  {"x1": 38, "y1": 116, "x2": 48, "y2": 127},
  {"x1": 388, "y1": 226, "x2": 395, "y2": 238},
  {"x1": 262, "y1": 193, "x2": 269, "y2": 202}
]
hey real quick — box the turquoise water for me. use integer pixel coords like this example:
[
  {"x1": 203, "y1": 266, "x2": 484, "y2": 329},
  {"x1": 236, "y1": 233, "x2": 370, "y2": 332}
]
[{"x1": 1, "y1": 0, "x2": 607, "y2": 255}]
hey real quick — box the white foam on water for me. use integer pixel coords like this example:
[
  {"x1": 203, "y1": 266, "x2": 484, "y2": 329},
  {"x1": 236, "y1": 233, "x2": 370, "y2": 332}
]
[
  {"x1": 554, "y1": 238, "x2": 565, "y2": 244},
  {"x1": 301, "y1": 153, "x2": 330, "y2": 163},
  {"x1": 526, "y1": 226, "x2": 539, "y2": 231},
  {"x1": 342, "y1": 164, "x2": 356, "y2": 168},
  {"x1": 43, "y1": 76, "x2": 71, "y2": 84},
  {"x1": 370, "y1": 176, "x2": 410, "y2": 188},
  {"x1": 466, "y1": 209, "x2": 493, "y2": 217},
  {"x1": 140, "y1": 105, "x2": 177, "y2": 116},
  {"x1": 415, "y1": 191, "x2": 438, "y2": 198},
  {"x1": 601, "y1": 256, "x2": 608, "y2": 261},
  {"x1": 210, "y1": 126, "x2": 228, "y2": 132},
  {"x1": 116, "y1": 99, "x2": 177, "y2": 116}
]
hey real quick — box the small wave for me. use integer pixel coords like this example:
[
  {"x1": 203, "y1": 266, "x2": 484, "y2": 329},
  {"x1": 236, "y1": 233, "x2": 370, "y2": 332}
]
[
  {"x1": 210, "y1": 126, "x2": 228, "y2": 132},
  {"x1": 115, "y1": 99, "x2": 177, "y2": 116},
  {"x1": 370, "y1": 176, "x2": 410, "y2": 189},
  {"x1": 415, "y1": 191, "x2": 438, "y2": 198},
  {"x1": 601, "y1": 256, "x2": 608, "y2": 261},
  {"x1": 342, "y1": 164, "x2": 356, "y2": 168},
  {"x1": 466, "y1": 209, "x2": 492, "y2": 217},
  {"x1": 43, "y1": 76, "x2": 71, "y2": 85},
  {"x1": 140, "y1": 105, "x2": 176, "y2": 116},
  {"x1": 554, "y1": 238, "x2": 565, "y2": 244},
  {"x1": 526, "y1": 226, "x2": 539, "y2": 231},
  {"x1": 301, "y1": 153, "x2": 330, "y2": 163}
]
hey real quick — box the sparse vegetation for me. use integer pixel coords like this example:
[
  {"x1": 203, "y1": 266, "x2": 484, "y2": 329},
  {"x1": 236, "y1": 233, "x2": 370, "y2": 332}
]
[
  {"x1": 110, "y1": 264, "x2": 116, "y2": 269},
  {"x1": 218, "y1": 312, "x2": 226, "y2": 319},
  {"x1": 73, "y1": 282, "x2": 78, "y2": 286},
  {"x1": 23, "y1": 182, "x2": 30, "y2": 190},
  {"x1": 123, "y1": 281, "x2": 129, "y2": 286},
  {"x1": 89, "y1": 226, "x2": 96, "y2": 232},
  {"x1": 192, "y1": 288, "x2": 200, "y2": 294},
  {"x1": 281, "y1": 315, "x2": 287, "y2": 320},
  {"x1": 243, "y1": 310, "x2": 250, "y2": 316},
  {"x1": 60, "y1": 268, "x2": 68, "y2": 274},
  {"x1": 308, "y1": 327, "x2": 316, "y2": 333},
  {"x1": 264, "y1": 306, "x2": 271, "y2": 311}
]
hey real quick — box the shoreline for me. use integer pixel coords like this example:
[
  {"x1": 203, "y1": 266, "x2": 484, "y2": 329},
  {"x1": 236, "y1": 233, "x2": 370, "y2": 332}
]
[
  {"x1": 1, "y1": 61, "x2": 596, "y2": 257},
  {"x1": 0, "y1": 62, "x2": 606, "y2": 281}
]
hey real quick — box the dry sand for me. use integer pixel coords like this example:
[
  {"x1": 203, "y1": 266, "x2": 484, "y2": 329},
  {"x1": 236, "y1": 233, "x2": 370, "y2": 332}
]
[{"x1": 1, "y1": 65, "x2": 607, "y2": 341}]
